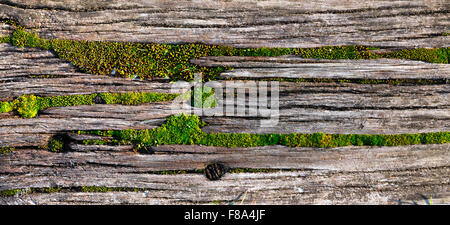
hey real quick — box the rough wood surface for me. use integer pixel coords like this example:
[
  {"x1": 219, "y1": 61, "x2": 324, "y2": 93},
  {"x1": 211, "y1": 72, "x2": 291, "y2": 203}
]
[
  {"x1": 0, "y1": 43, "x2": 175, "y2": 100},
  {"x1": 0, "y1": 0, "x2": 448, "y2": 48},
  {"x1": 192, "y1": 56, "x2": 450, "y2": 80},
  {"x1": 0, "y1": 144, "x2": 448, "y2": 205},
  {"x1": 0, "y1": 0, "x2": 449, "y2": 205},
  {"x1": 0, "y1": 23, "x2": 12, "y2": 37}
]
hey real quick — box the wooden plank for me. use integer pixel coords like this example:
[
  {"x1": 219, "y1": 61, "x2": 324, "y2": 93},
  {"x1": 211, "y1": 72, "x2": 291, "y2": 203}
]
[
  {"x1": 0, "y1": 23, "x2": 12, "y2": 37},
  {"x1": 1, "y1": 81, "x2": 449, "y2": 146},
  {"x1": 0, "y1": 43, "x2": 176, "y2": 100},
  {"x1": 0, "y1": 102, "x2": 190, "y2": 146},
  {"x1": 192, "y1": 56, "x2": 450, "y2": 80},
  {"x1": 0, "y1": 144, "x2": 448, "y2": 204},
  {"x1": 0, "y1": 0, "x2": 448, "y2": 48}
]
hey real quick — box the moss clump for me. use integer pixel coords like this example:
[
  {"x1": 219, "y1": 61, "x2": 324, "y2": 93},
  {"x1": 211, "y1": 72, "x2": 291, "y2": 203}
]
[
  {"x1": 13, "y1": 95, "x2": 40, "y2": 118},
  {"x1": 0, "y1": 101, "x2": 13, "y2": 113},
  {"x1": 47, "y1": 136, "x2": 65, "y2": 152},
  {"x1": 0, "y1": 36, "x2": 10, "y2": 43},
  {"x1": 10, "y1": 28, "x2": 51, "y2": 49},
  {"x1": 81, "y1": 114, "x2": 450, "y2": 148},
  {"x1": 0, "y1": 189, "x2": 24, "y2": 197},
  {"x1": 0, "y1": 146, "x2": 15, "y2": 154},
  {"x1": 0, "y1": 92, "x2": 177, "y2": 118}
]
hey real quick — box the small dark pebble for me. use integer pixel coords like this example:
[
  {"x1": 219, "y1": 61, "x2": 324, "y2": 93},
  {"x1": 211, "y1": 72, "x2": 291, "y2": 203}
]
[{"x1": 205, "y1": 162, "x2": 227, "y2": 181}]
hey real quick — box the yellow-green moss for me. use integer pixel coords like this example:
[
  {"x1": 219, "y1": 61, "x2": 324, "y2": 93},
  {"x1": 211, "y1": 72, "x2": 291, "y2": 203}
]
[
  {"x1": 0, "y1": 92, "x2": 178, "y2": 118},
  {"x1": 0, "y1": 36, "x2": 10, "y2": 43},
  {"x1": 6, "y1": 27, "x2": 448, "y2": 82},
  {"x1": 0, "y1": 146, "x2": 15, "y2": 154},
  {"x1": 80, "y1": 114, "x2": 450, "y2": 149}
]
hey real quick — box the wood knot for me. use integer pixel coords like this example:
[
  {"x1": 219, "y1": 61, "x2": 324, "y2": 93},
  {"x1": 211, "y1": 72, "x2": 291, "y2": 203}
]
[
  {"x1": 93, "y1": 95, "x2": 106, "y2": 104},
  {"x1": 204, "y1": 162, "x2": 227, "y2": 181}
]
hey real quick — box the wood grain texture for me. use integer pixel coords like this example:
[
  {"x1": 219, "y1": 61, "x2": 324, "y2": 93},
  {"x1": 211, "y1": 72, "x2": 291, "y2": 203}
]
[
  {"x1": 1, "y1": 81, "x2": 449, "y2": 146},
  {"x1": 0, "y1": 144, "x2": 448, "y2": 205},
  {"x1": 0, "y1": 23, "x2": 12, "y2": 37},
  {"x1": 192, "y1": 56, "x2": 450, "y2": 80},
  {"x1": 0, "y1": 0, "x2": 449, "y2": 205},
  {"x1": 0, "y1": 43, "x2": 176, "y2": 100},
  {"x1": 0, "y1": 0, "x2": 448, "y2": 48}
]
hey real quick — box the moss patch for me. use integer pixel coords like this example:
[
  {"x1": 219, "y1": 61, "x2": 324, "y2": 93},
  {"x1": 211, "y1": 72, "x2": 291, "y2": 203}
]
[
  {"x1": 0, "y1": 146, "x2": 15, "y2": 154},
  {"x1": 10, "y1": 28, "x2": 51, "y2": 49},
  {"x1": 80, "y1": 114, "x2": 450, "y2": 148},
  {"x1": 0, "y1": 101, "x2": 13, "y2": 113},
  {"x1": 0, "y1": 92, "x2": 177, "y2": 118},
  {"x1": 0, "y1": 189, "x2": 24, "y2": 197}
]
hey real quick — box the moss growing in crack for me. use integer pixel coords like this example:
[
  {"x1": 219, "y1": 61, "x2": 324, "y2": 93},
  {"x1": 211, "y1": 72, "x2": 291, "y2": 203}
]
[
  {"x1": 382, "y1": 47, "x2": 449, "y2": 64},
  {"x1": 97, "y1": 92, "x2": 177, "y2": 105},
  {"x1": 47, "y1": 136, "x2": 65, "y2": 153},
  {"x1": 0, "y1": 101, "x2": 13, "y2": 113},
  {"x1": 191, "y1": 86, "x2": 216, "y2": 108},
  {"x1": 0, "y1": 189, "x2": 24, "y2": 197},
  {"x1": 81, "y1": 114, "x2": 450, "y2": 148},
  {"x1": 0, "y1": 146, "x2": 15, "y2": 154},
  {"x1": 7, "y1": 28, "x2": 448, "y2": 82},
  {"x1": 13, "y1": 95, "x2": 40, "y2": 118},
  {"x1": 10, "y1": 28, "x2": 51, "y2": 49},
  {"x1": 0, "y1": 36, "x2": 10, "y2": 43},
  {"x1": 0, "y1": 92, "x2": 177, "y2": 118}
]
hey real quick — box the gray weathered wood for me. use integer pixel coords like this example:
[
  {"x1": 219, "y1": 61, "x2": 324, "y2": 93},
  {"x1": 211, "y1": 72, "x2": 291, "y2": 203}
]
[
  {"x1": 0, "y1": 0, "x2": 448, "y2": 48},
  {"x1": 0, "y1": 23, "x2": 12, "y2": 37},
  {"x1": 0, "y1": 43, "x2": 177, "y2": 100},
  {"x1": 0, "y1": 144, "x2": 448, "y2": 205},
  {"x1": 192, "y1": 56, "x2": 450, "y2": 80},
  {"x1": 1, "y1": 81, "x2": 449, "y2": 146}
]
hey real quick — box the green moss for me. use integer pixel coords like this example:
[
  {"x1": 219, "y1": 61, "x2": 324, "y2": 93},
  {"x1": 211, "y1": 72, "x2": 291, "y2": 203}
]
[
  {"x1": 97, "y1": 92, "x2": 177, "y2": 105},
  {"x1": 0, "y1": 146, "x2": 15, "y2": 154},
  {"x1": 13, "y1": 95, "x2": 39, "y2": 118},
  {"x1": 0, "y1": 101, "x2": 13, "y2": 113},
  {"x1": 0, "y1": 92, "x2": 177, "y2": 118},
  {"x1": 6, "y1": 28, "x2": 448, "y2": 82},
  {"x1": 0, "y1": 36, "x2": 10, "y2": 43},
  {"x1": 0, "y1": 189, "x2": 24, "y2": 197},
  {"x1": 81, "y1": 114, "x2": 450, "y2": 148},
  {"x1": 382, "y1": 48, "x2": 449, "y2": 64},
  {"x1": 10, "y1": 28, "x2": 51, "y2": 49},
  {"x1": 47, "y1": 136, "x2": 65, "y2": 152}
]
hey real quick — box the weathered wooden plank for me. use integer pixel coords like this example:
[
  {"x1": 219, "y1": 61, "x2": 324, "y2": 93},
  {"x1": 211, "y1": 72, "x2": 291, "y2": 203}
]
[
  {"x1": 1, "y1": 80, "x2": 449, "y2": 146},
  {"x1": 0, "y1": 144, "x2": 448, "y2": 205},
  {"x1": 192, "y1": 56, "x2": 450, "y2": 80},
  {"x1": 0, "y1": 0, "x2": 448, "y2": 48},
  {"x1": 0, "y1": 23, "x2": 12, "y2": 37},
  {"x1": 201, "y1": 108, "x2": 450, "y2": 134},
  {"x1": 0, "y1": 43, "x2": 177, "y2": 100},
  {"x1": 0, "y1": 102, "x2": 190, "y2": 146}
]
